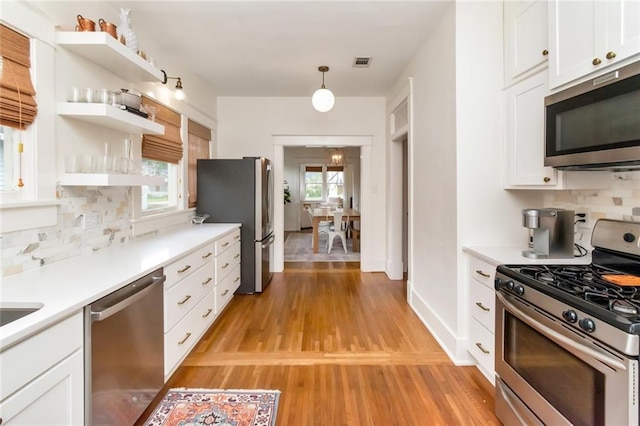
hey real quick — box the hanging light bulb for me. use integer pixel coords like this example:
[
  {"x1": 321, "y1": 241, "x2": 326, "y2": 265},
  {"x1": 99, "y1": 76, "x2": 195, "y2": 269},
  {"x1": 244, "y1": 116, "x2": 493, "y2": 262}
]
[
  {"x1": 174, "y1": 78, "x2": 185, "y2": 100},
  {"x1": 312, "y1": 66, "x2": 335, "y2": 112}
]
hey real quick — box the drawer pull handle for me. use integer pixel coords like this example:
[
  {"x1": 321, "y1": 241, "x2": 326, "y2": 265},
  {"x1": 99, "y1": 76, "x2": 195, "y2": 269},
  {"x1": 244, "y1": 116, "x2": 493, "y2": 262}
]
[
  {"x1": 202, "y1": 277, "x2": 213, "y2": 285},
  {"x1": 234, "y1": 235, "x2": 240, "y2": 239},
  {"x1": 475, "y1": 343, "x2": 490, "y2": 354},
  {"x1": 234, "y1": 253, "x2": 240, "y2": 259},
  {"x1": 178, "y1": 265, "x2": 192, "y2": 273},
  {"x1": 475, "y1": 270, "x2": 490, "y2": 278},
  {"x1": 202, "y1": 308, "x2": 213, "y2": 318},
  {"x1": 234, "y1": 276, "x2": 240, "y2": 282},
  {"x1": 221, "y1": 289, "x2": 230, "y2": 296},
  {"x1": 222, "y1": 242, "x2": 230, "y2": 247},
  {"x1": 178, "y1": 332, "x2": 192, "y2": 345},
  {"x1": 475, "y1": 302, "x2": 490, "y2": 312},
  {"x1": 221, "y1": 262, "x2": 230, "y2": 269},
  {"x1": 202, "y1": 252, "x2": 213, "y2": 259},
  {"x1": 178, "y1": 295, "x2": 192, "y2": 305}
]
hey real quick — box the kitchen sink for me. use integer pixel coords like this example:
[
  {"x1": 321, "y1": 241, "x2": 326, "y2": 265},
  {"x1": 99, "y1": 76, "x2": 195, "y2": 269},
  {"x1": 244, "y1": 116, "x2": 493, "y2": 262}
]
[{"x1": 0, "y1": 303, "x2": 43, "y2": 327}]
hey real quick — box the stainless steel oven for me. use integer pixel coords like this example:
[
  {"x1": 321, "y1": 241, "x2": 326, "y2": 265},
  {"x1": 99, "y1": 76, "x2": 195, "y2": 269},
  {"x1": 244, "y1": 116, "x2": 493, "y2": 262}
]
[
  {"x1": 495, "y1": 290, "x2": 637, "y2": 425},
  {"x1": 494, "y1": 219, "x2": 640, "y2": 425}
]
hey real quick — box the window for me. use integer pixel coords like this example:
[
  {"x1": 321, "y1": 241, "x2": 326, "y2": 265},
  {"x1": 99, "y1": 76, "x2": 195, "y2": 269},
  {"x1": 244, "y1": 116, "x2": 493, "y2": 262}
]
[
  {"x1": 0, "y1": 126, "x2": 16, "y2": 191},
  {"x1": 302, "y1": 164, "x2": 344, "y2": 201},
  {"x1": 140, "y1": 97, "x2": 182, "y2": 214},
  {"x1": 141, "y1": 159, "x2": 178, "y2": 211},
  {"x1": 303, "y1": 166, "x2": 323, "y2": 200},
  {"x1": 187, "y1": 119, "x2": 211, "y2": 208}
]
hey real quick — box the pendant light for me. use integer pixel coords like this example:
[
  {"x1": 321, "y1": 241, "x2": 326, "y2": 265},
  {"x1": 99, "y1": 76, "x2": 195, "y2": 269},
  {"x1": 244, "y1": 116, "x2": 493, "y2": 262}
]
[{"x1": 312, "y1": 66, "x2": 335, "y2": 112}]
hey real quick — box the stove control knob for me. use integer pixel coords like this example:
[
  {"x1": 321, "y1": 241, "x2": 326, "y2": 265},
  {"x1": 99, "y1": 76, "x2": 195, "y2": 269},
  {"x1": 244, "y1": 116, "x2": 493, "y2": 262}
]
[
  {"x1": 514, "y1": 285, "x2": 525, "y2": 296},
  {"x1": 623, "y1": 232, "x2": 636, "y2": 243},
  {"x1": 506, "y1": 280, "x2": 515, "y2": 291},
  {"x1": 562, "y1": 310, "x2": 578, "y2": 323},
  {"x1": 579, "y1": 318, "x2": 596, "y2": 333},
  {"x1": 494, "y1": 277, "x2": 502, "y2": 290}
]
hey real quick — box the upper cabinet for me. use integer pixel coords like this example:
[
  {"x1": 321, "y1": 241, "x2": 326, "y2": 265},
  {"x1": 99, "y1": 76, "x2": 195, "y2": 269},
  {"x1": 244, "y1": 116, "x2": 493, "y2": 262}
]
[
  {"x1": 548, "y1": 0, "x2": 640, "y2": 89},
  {"x1": 504, "y1": 0, "x2": 548, "y2": 87}
]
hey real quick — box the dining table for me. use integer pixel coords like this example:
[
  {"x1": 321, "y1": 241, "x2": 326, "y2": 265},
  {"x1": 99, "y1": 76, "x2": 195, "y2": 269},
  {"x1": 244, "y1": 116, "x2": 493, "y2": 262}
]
[{"x1": 311, "y1": 207, "x2": 361, "y2": 254}]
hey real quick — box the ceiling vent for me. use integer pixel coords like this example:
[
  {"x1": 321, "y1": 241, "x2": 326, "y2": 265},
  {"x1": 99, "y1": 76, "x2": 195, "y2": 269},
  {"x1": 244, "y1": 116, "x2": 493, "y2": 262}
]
[{"x1": 353, "y1": 57, "x2": 372, "y2": 68}]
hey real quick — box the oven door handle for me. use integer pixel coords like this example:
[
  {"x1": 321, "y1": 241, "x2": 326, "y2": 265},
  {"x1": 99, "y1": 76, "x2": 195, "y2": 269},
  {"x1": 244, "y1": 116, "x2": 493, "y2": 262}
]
[{"x1": 498, "y1": 292, "x2": 627, "y2": 371}]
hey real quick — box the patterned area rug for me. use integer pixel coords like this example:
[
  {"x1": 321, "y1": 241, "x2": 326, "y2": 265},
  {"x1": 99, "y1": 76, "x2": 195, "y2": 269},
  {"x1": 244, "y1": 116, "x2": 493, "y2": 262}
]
[
  {"x1": 144, "y1": 388, "x2": 280, "y2": 426},
  {"x1": 284, "y1": 232, "x2": 360, "y2": 262}
]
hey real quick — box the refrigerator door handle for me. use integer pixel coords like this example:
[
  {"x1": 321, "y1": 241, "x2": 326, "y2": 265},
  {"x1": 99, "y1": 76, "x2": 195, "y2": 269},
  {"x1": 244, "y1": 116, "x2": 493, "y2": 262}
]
[{"x1": 261, "y1": 234, "x2": 275, "y2": 248}]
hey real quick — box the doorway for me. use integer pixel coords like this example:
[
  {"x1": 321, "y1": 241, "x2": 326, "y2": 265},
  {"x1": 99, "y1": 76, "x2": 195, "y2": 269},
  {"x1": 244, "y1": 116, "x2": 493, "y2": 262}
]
[
  {"x1": 272, "y1": 136, "x2": 373, "y2": 273},
  {"x1": 282, "y1": 146, "x2": 361, "y2": 263}
]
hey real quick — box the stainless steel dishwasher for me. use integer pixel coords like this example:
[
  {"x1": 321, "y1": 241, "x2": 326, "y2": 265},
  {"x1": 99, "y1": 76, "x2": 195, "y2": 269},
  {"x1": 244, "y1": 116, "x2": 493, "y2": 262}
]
[{"x1": 85, "y1": 267, "x2": 165, "y2": 425}]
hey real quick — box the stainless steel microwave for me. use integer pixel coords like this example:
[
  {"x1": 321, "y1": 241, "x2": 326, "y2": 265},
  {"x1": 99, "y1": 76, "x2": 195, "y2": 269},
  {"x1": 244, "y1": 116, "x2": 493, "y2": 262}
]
[{"x1": 545, "y1": 60, "x2": 640, "y2": 170}]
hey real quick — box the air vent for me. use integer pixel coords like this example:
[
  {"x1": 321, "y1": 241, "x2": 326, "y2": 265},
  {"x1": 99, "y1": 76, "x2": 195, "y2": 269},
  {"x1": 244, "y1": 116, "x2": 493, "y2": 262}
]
[{"x1": 353, "y1": 57, "x2": 371, "y2": 67}]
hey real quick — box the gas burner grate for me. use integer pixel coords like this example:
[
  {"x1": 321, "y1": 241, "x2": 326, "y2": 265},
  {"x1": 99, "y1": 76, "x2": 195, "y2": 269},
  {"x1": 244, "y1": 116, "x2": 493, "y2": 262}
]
[{"x1": 514, "y1": 265, "x2": 640, "y2": 316}]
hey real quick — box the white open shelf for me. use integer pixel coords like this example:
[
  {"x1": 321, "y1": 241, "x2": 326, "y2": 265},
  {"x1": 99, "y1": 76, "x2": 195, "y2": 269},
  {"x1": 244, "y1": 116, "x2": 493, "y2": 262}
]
[
  {"x1": 57, "y1": 103, "x2": 164, "y2": 134},
  {"x1": 56, "y1": 31, "x2": 164, "y2": 82},
  {"x1": 58, "y1": 173, "x2": 165, "y2": 187}
]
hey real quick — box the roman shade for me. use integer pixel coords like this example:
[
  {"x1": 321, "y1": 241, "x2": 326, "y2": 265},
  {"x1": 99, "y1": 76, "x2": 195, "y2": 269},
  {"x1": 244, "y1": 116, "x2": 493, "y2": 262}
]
[
  {"x1": 0, "y1": 24, "x2": 37, "y2": 129},
  {"x1": 141, "y1": 96, "x2": 182, "y2": 163},
  {"x1": 187, "y1": 119, "x2": 211, "y2": 208}
]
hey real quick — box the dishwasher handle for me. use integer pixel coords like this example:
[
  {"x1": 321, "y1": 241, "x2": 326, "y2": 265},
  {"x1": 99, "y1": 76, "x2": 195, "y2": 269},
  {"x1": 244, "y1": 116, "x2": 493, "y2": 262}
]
[{"x1": 91, "y1": 269, "x2": 166, "y2": 322}]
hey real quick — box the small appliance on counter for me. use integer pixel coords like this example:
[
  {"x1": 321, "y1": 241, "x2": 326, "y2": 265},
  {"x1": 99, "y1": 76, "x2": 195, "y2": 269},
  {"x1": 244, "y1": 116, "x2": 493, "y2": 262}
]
[{"x1": 522, "y1": 208, "x2": 574, "y2": 259}]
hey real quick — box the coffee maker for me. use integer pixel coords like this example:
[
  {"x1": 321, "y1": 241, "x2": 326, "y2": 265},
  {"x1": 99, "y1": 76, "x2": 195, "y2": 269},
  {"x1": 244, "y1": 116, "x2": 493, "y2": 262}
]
[{"x1": 522, "y1": 208, "x2": 574, "y2": 259}]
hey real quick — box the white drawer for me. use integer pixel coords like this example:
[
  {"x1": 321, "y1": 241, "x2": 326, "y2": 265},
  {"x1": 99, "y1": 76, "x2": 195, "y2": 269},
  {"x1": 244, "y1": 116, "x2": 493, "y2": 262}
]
[
  {"x1": 0, "y1": 311, "x2": 83, "y2": 400},
  {"x1": 469, "y1": 280, "x2": 495, "y2": 333},
  {"x1": 216, "y1": 242, "x2": 241, "y2": 284},
  {"x1": 165, "y1": 243, "x2": 214, "y2": 290},
  {"x1": 164, "y1": 263, "x2": 215, "y2": 331},
  {"x1": 468, "y1": 256, "x2": 496, "y2": 288},
  {"x1": 469, "y1": 318, "x2": 495, "y2": 382},
  {"x1": 215, "y1": 228, "x2": 241, "y2": 256},
  {"x1": 164, "y1": 290, "x2": 216, "y2": 378},
  {"x1": 216, "y1": 264, "x2": 241, "y2": 314}
]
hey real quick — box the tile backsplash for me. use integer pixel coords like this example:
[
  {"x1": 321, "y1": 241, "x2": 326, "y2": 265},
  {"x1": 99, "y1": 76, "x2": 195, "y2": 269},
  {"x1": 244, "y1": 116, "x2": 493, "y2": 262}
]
[
  {"x1": 1, "y1": 186, "x2": 133, "y2": 277},
  {"x1": 544, "y1": 171, "x2": 640, "y2": 250}
]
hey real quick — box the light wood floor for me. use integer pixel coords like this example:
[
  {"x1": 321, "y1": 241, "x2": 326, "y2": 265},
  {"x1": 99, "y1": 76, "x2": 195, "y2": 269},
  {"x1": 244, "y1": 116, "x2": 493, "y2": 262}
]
[{"x1": 137, "y1": 262, "x2": 499, "y2": 425}]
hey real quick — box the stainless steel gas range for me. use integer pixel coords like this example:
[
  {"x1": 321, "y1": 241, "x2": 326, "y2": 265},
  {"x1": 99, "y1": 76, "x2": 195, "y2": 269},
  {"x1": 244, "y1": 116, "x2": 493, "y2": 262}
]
[{"x1": 494, "y1": 219, "x2": 640, "y2": 425}]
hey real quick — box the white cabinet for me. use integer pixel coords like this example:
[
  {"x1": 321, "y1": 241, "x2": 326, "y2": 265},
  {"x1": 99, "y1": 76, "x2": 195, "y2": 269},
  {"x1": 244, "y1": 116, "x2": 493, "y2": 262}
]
[
  {"x1": 503, "y1": 70, "x2": 556, "y2": 187},
  {"x1": 549, "y1": 0, "x2": 640, "y2": 89},
  {"x1": 163, "y1": 242, "x2": 216, "y2": 379},
  {"x1": 0, "y1": 312, "x2": 84, "y2": 425},
  {"x1": 162, "y1": 227, "x2": 241, "y2": 380},
  {"x1": 504, "y1": 0, "x2": 549, "y2": 86},
  {"x1": 503, "y1": 70, "x2": 611, "y2": 189},
  {"x1": 467, "y1": 255, "x2": 496, "y2": 385}
]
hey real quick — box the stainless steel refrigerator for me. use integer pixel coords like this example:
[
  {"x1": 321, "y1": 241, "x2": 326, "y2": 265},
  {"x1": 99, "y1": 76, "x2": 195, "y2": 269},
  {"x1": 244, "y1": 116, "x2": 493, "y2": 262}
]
[{"x1": 196, "y1": 157, "x2": 274, "y2": 293}]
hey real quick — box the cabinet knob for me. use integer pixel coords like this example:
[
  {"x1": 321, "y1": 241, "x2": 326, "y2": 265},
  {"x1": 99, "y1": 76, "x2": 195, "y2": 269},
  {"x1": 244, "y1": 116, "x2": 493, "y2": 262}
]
[
  {"x1": 592, "y1": 58, "x2": 602, "y2": 66},
  {"x1": 542, "y1": 49, "x2": 549, "y2": 56},
  {"x1": 543, "y1": 177, "x2": 551, "y2": 183},
  {"x1": 606, "y1": 51, "x2": 617, "y2": 60}
]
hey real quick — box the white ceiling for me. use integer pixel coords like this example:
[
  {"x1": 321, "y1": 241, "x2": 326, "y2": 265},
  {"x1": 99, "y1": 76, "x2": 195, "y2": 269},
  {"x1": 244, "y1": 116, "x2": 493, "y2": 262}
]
[{"x1": 33, "y1": 1, "x2": 452, "y2": 97}]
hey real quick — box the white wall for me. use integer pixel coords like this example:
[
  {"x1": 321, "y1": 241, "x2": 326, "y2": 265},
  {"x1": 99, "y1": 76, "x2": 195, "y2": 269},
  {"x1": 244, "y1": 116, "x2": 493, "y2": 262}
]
[
  {"x1": 216, "y1": 97, "x2": 386, "y2": 271},
  {"x1": 388, "y1": 1, "x2": 543, "y2": 363}
]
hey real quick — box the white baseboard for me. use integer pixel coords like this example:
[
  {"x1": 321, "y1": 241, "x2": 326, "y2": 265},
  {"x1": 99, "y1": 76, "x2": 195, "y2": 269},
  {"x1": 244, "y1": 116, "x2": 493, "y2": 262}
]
[{"x1": 408, "y1": 285, "x2": 475, "y2": 366}]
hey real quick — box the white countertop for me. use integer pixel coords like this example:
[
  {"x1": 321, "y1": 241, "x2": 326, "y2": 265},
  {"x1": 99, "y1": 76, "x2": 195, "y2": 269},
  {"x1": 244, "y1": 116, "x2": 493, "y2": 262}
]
[
  {"x1": 0, "y1": 223, "x2": 240, "y2": 350},
  {"x1": 463, "y1": 245, "x2": 592, "y2": 267}
]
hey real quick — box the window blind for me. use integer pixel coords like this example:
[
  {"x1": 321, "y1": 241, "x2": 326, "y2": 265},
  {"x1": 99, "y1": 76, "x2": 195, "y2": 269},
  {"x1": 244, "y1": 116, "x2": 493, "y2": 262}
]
[
  {"x1": 187, "y1": 119, "x2": 211, "y2": 208},
  {"x1": 141, "y1": 96, "x2": 182, "y2": 163},
  {"x1": 0, "y1": 24, "x2": 37, "y2": 129}
]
